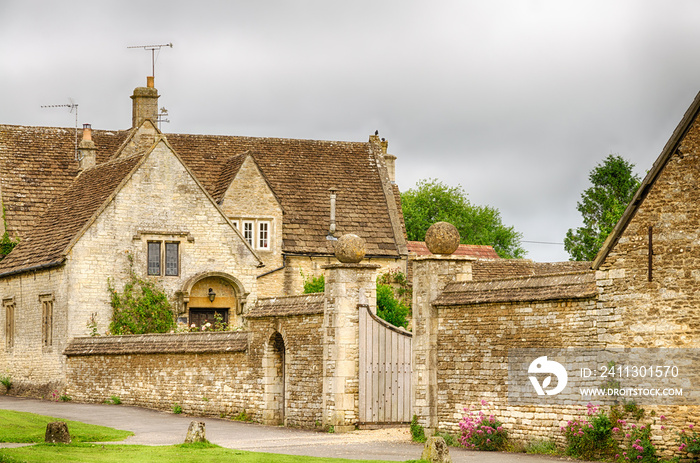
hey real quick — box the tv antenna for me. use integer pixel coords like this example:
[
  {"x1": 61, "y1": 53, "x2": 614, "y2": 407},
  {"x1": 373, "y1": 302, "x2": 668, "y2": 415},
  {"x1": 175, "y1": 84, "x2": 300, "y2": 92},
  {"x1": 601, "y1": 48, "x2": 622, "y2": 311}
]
[
  {"x1": 157, "y1": 107, "x2": 170, "y2": 131},
  {"x1": 127, "y1": 42, "x2": 173, "y2": 79},
  {"x1": 41, "y1": 99, "x2": 79, "y2": 160}
]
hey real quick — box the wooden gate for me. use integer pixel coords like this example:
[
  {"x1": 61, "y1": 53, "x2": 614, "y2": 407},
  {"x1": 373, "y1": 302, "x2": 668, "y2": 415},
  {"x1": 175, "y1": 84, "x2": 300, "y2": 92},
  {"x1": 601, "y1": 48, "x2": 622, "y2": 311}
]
[{"x1": 358, "y1": 304, "x2": 412, "y2": 425}]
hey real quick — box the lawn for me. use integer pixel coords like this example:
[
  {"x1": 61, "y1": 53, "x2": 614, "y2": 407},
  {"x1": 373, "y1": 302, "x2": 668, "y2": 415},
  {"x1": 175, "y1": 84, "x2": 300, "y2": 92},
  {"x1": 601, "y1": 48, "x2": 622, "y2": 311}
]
[
  {"x1": 0, "y1": 442, "x2": 428, "y2": 463},
  {"x1": 0, "y1": 410, "x2": 133, "y2": 443},
  {"x1": 0, "y1": 410, "x2": 427, "y2": 463}
]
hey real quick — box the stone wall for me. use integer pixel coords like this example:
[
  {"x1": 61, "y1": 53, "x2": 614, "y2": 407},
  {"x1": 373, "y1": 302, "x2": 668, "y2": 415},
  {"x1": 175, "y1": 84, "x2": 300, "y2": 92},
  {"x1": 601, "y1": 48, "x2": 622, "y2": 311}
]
[
  {"x1": 434, "y1": 298, "x2": 599, "y2": 442},
  {"x1": 0, "y1": 267, "x2": 67, "y2": 396},
  {"x1": 65, "y1": 312, "x2": 325, "y2": 426}
]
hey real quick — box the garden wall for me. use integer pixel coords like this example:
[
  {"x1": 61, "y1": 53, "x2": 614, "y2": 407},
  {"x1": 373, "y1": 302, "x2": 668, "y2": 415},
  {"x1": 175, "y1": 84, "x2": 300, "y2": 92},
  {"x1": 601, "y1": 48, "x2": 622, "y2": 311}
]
[{"x1": 64, "y1": 306, "x2": 326, "y2": 427}]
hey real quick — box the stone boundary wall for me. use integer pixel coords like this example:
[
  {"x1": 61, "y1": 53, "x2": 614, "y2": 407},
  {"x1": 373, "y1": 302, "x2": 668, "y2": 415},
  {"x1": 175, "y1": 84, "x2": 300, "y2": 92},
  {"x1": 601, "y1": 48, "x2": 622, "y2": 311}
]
[
  {"x1": 65, "y1": 332, "x2": 259, "y2": 419},
  {"x1": 434, "y1": 297, "x2": 600, "y2": 441}
]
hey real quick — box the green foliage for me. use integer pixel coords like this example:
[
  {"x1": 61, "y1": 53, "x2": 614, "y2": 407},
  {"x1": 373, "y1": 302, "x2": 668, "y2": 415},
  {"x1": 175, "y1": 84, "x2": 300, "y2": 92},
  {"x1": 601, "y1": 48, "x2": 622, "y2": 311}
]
[
  {"x1": 377, "y1": 270, "x2": 411, "y2": 308},
  {"x1": 563, "y1": 407, "x2": 615, "y2": 460},
  {"x1": 86, "y1": 312, "x2": 100, "y2": 337},
  {"x1": 678, "y1": 425, "x2": 700, "y2": 456},
  {"x1": 401, "y1": 178, "x2": 525, "y2": 258},
  {"x1": 109, "y1": 396, "x2": 121, "y2": 405},
  {"x1": 433, "y1": 431, "x2": 460, "y2": 447},
  {"x1": 0, "y1": 441, "x2": 412, "y2": 462},
  {"x1": 172, "y1": 404, "x2": 182, "y2": 414},
  {"x1": 565, "y1": 154, "x2": 641, "y2": 261},
  {"x1": 302, "y1": 272, "x2": 325, "y2": 294},
  {"x1": 233, "y1": 410, "x2": 252, "y2": 422},
  {"x1": 59, "y1": 395, "x2": 71, "y2": 402},
  {"x1": 108, "y1": 260, "x2": 176, "y2": 335},
  {"x1": 0, "y1": 233, "x2": 18, "y2": 259},
  {"x1": 459, "y1": 401, "x2": 508, "y2": 451},
  {"x1": 0, "y1": 375, "x2": 11, "y2": 393},
  {"x1": 410, "y1": 415, "x2": 426, "y2": 443},
  {"x1": 525, "y1": 439, "x2": 559, "y2": 455},
  {"x1": 376, "y1": 283, "x2": 409, "y2": 328},
  {"x1": 0, "y1": 409, "x2": 132, "y2": 443}
]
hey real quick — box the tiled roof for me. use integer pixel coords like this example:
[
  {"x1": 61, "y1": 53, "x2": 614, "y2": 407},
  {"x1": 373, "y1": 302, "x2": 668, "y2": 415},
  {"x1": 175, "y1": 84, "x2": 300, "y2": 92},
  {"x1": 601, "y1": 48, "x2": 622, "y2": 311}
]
[
  {"x1": 166, "y1": 134, "x2": 403, "y2": 257},
  {"x1": 0, "y1": 125, "x2": 405, "y2": 271},
  {"x1": 246, "y1": 294, "x2": 325, "y2": 318},
  {"x1": 471, "y1": 259, "x2": 591, "y2": 281},
  {"x1": 434, "y1": 270, "x2": 597, "y2": 306},
  {"x1": 63, "y1": 332, "x2": 248, "y2": 356},
  {"x1": 0, "y1": 154, "x2": 143, "y2": 276},
  {"x1": 407, "y1": 241, "x2": 500, "y2": 259},
  {"x1": 0, "y1": 125, "x2": 130, "y2": 240}
]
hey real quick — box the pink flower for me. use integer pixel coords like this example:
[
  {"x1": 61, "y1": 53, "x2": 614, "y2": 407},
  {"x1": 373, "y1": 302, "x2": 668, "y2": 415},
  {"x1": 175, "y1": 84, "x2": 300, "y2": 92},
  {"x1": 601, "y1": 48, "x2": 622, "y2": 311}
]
[
  {"x1": 661, "y1": 426, "x2": 665, "y2": 430},
  {"x1": 690, "y1": 424, "x2": 695, "y2": 430},
  {"x1": 612, "y1": 427, "x2": 620, "y2": 433},
  {"x1": 660, "y1": 415, "x2": 666, "y2": 420},
  {"x1": 481, "y1": 399, "x2": 488, "y2": 406},
  {"x1": 637, "y1": 456, "x2": 642, "y2": 459}
]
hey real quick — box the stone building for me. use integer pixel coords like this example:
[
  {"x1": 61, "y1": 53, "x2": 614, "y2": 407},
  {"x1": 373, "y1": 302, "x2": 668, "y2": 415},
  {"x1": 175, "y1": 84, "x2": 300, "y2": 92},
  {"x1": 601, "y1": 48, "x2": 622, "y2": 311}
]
[
  {"x1": 0, "y1": 76, "x2": 410, "y2": 395},
  {"x1": 410, "y1": 89, "x2": 700, "y2": 452}
]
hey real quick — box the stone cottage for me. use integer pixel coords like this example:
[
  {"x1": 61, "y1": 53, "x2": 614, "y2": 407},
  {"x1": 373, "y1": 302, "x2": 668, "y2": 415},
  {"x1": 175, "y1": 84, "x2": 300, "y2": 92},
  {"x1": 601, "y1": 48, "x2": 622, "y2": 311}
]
[{"x1": 0, "y1": 76, "x2": 411, "y2": 395}]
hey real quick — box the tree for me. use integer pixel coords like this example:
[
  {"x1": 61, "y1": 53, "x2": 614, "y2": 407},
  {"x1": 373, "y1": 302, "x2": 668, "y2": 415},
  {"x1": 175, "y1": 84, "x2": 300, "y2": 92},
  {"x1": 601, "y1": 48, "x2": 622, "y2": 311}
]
[
  {"x1": 564, "y1": 154, "x2": 641, "y2": 261},
  {"x1": 400, "y1": 178, "x2": 525, "y2": 259}
]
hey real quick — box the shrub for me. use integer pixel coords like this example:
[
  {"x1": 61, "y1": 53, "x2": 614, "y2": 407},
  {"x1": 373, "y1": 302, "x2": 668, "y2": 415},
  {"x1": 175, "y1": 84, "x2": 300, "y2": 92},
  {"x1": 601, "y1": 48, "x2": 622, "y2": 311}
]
[
  {"x1": 376, "y1": 283, "x2": 410, "y2": 328},
  {"x1": 678, "y1": 424, "x2": 700, "y2": 457},
  {"x1": 562, "y1": 403, "x2": 615, "y2": 460},
  {"x1": 302, "y1": 273, "x2": 325, "y2": 294},
  {"x1": 109, "y1": 396, "x2": 121, "y2": 405},
  {"x1": 459, "y1": 400, "x2": 508, "y2": 451},
  {"x1": 526, "y1": 439, "x2": 558, "y2": 455},
  {"x1": 108, "y1": 257, "x2": 175, "y2": 335},
  {"x1": 0, "y1": 375, "x2": 11, "y2": 393},
  {"x1": 410, "y1": 415, "x2": 426, "y2": 443},
  {"x1": 172, "y1": 404, "x2": 182, "y2": 414}
]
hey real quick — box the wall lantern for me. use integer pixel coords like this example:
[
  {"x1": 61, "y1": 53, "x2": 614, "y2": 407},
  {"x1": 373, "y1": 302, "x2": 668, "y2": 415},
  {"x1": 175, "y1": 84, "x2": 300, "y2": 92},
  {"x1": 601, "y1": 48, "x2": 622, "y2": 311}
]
[{"x1": 208, "y1": 288, "x2": 216, "y2": 303}]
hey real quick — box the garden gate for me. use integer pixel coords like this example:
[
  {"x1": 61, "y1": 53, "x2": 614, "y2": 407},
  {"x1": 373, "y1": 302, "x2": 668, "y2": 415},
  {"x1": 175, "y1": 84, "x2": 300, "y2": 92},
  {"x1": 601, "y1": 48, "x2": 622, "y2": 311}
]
[{"x1": 358, "y1": 304, "x2": 412, "y2": 425}]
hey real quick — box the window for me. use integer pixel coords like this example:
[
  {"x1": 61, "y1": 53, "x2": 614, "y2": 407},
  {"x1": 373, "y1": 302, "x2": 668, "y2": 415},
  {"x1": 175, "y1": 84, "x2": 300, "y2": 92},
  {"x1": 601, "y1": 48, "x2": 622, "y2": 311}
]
[
  {"x1": 41, "y1": 295, "x2": 53, "y2": 349},
  {"x1": 148, "y1": 242, "x2": 161, "y2": 275},
  {"x1": 233, "y1": 218, "x2": 273, "y2": 250},
  {"x1": 165, "y1": 243, "x2": 179, "y2": 276},
  {"x1": 258, "y1": 221, "x2": 270, "y2": 250},
  {"x1": 147, "y1": 241, "x2": 179, "y2": 276},
  {"x1": 243, "y1": 221, "x2": 254, "y2": 246},
  {"x1": 4, "y1": 300, "x2": 14, "y2": 350}
]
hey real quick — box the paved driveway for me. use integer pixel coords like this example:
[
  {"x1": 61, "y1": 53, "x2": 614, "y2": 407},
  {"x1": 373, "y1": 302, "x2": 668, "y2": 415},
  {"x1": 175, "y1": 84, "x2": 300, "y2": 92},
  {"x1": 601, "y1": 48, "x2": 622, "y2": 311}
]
[{"x1": 0, "y1": 396, "x2": 567, "y2": 463}]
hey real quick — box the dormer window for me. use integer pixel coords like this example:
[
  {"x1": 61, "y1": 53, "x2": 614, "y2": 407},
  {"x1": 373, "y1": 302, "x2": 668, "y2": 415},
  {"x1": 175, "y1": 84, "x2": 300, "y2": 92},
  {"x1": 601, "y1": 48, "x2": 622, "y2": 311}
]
[{"x1": 233, "y1": 218, "x2": 273, "y2": 251}]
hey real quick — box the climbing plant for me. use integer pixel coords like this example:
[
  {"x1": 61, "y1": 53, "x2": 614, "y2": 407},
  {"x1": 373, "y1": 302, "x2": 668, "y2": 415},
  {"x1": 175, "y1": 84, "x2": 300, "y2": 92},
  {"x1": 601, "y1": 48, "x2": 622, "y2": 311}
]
[{"x1": 108, "y1": 254, "x2": 175, "y2": 335}]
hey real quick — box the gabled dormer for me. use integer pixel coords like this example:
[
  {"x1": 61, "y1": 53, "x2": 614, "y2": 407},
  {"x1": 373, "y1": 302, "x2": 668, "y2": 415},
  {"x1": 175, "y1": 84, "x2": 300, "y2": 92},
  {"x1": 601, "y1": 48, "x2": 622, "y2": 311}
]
[{"x1": 218, "y1": 154, "x2": 283, "y2": 260}]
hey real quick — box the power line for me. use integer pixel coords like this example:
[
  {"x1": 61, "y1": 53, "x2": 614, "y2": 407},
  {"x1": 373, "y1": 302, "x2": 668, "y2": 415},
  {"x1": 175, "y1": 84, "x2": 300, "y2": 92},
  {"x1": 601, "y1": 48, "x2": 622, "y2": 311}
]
[{"x1": 522, "y1": 240, "x2": 565, "y2": 246}]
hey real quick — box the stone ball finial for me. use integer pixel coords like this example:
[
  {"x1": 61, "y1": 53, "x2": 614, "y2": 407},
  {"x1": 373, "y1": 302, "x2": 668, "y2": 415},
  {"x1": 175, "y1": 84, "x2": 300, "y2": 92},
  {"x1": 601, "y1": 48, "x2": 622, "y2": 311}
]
[
  {"x1": 425, "y1": 222, "x2": 460, "y2": 255},
  {"x1": 334, "y1": 234, "x2": 366, "y2": 263}
]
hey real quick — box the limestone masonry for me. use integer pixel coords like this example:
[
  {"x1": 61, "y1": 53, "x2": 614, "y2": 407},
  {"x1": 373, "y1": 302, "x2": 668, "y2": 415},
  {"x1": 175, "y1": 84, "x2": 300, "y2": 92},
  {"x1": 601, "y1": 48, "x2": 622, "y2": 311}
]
[{"x1": 1, "y1": 77, "x2": 699, "y2": 451}]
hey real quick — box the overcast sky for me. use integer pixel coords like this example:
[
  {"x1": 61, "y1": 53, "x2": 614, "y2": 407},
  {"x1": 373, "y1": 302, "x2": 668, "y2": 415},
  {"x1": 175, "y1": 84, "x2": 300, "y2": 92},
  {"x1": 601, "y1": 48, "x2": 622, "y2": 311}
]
[{"x1": 2, "y1": 1, "x2": 700, "y2": 262}]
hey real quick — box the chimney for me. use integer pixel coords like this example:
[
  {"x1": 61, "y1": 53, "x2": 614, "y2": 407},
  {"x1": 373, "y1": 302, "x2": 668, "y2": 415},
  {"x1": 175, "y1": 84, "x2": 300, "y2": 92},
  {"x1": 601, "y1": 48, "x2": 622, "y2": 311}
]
[
  {"x1": 78, "y1": 124, "x2": 97, "y2": 170},
  {"x1": 131, "y1": 76, "x2": 159, "y2": 128},
  {"x1": 381, "y1": 138, "x2": 397, "y2": 184}
]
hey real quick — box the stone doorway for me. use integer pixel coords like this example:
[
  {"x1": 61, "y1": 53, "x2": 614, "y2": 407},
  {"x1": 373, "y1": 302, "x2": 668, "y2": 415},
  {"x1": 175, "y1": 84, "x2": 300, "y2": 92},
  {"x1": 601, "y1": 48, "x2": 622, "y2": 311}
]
[
  {"x1": 187, "y1": 276, "x2": 238, "y2": 328},
  {"x1": 263, "y1": 331, "x2": 286, "y2": 425}
]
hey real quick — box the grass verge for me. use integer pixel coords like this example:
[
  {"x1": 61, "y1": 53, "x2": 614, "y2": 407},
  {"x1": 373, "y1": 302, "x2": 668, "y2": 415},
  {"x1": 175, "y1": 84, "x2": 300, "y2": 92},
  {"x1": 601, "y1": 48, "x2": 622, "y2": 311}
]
[
  {"x1": 0, "y1": 410, "x2": 133, "y2": 443},
  {"x1": 0, "y1": 443, "x2": 429, "y2": 463}
]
